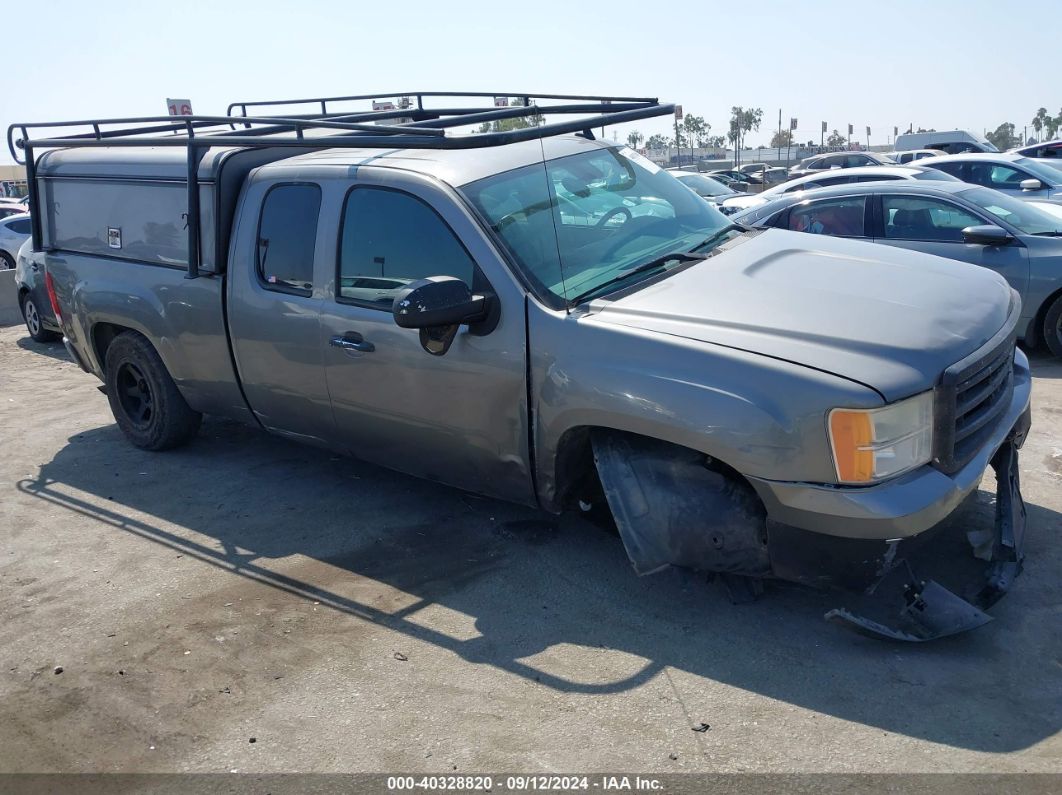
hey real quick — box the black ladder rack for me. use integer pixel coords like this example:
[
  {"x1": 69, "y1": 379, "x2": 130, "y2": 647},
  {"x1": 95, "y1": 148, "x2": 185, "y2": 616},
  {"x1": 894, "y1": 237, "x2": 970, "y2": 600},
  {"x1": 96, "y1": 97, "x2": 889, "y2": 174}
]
[{"x1": 8, "y1": 91, "x2": 674, "y2": 278}]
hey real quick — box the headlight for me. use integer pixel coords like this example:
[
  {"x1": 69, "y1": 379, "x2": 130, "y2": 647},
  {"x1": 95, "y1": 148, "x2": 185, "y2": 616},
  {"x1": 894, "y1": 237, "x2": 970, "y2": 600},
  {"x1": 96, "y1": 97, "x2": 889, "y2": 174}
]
[{"x1": 828, "y1": 391, "x2": 934, "y2": 484}]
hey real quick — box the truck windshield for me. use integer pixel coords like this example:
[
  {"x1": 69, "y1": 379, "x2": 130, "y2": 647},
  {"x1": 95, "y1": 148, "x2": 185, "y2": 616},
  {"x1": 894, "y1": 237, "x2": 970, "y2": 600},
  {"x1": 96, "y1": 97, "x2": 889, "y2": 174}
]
[{"x1": 462, "y1": 146, "x2": 731, "y2": 305}]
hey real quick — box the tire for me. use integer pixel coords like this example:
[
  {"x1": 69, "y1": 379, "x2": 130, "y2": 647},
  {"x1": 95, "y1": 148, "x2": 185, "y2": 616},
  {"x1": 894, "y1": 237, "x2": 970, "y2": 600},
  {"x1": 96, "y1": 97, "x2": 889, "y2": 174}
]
[
  {"x1": 20, "y1": 294, "x2": 61, "y2": 343},
  {"x1": 0, "y1": 251, "x2": 14, "y2": 269},
  {"x1": 1043, "y1": 294, "x2": 1062, "y2": 359},
  {"x1": 104, "y1": 332, "x2": 202, "y2": 450}
]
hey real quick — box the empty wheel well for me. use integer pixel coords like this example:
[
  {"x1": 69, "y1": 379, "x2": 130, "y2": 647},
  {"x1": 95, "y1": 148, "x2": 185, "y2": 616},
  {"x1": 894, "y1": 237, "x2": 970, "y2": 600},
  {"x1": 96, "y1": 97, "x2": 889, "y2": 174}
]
[
  {"x1": 92, "y1": 322, "x2": 135, "y2": 368},
  {"x1": 553, "y1": 426, "x2": 754, "y2": 510}
]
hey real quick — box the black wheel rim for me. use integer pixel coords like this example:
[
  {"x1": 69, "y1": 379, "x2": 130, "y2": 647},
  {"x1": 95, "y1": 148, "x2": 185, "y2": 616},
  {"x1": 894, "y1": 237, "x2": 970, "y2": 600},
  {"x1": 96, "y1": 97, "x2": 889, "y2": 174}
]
[{"x1": 116, "y1": 362, "x2": 154, "y2": 428}]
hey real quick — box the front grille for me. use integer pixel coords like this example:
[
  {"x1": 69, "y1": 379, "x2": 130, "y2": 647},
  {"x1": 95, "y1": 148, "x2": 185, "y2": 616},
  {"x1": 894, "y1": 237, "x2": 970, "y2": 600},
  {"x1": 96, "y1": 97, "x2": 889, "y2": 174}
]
[{"x1": 933, "y1": 334, "x2": 1015, "y2": 474}]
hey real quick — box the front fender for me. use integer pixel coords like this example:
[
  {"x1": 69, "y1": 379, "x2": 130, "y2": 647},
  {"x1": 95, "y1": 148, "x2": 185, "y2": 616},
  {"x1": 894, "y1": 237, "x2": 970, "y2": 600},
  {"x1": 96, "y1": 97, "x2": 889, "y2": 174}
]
[{"x1": 528, "y1": 302, "x2": 881, "y2": 511}]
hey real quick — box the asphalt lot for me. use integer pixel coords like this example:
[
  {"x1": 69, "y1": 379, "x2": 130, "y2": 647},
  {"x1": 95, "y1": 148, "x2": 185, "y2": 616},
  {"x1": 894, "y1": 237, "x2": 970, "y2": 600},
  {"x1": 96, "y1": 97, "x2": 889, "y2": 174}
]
[{"x1": 1, "y1": 323, "x2": 1060, "y2": 774}]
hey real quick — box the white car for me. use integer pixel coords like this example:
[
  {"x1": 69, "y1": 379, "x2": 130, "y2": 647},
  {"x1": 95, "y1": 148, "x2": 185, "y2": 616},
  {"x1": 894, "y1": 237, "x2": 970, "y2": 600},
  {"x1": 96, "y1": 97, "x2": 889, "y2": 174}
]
[
  {"x1": 1028, "y1": 200, "x2": 1062, "y2": 221},
  {"x1": 718, "y1": 165, "x2": 960, "y2": 215},
  {"x1": 0, "y1": 213, "x2": 32, "y2": 269},
  {"x1": 888, "y1": 149, "x2": 940, "y2": 165}
]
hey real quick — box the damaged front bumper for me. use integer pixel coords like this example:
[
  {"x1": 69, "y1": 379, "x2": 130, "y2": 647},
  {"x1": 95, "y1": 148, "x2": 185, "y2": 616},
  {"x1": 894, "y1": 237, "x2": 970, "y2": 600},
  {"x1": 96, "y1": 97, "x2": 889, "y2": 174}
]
[
  {"x1": 592, "y1": 353, "x2": 1032, "y2": 641},
  {"x1": 770, "y1": 418, "x2": 1029, "y2": 641}
]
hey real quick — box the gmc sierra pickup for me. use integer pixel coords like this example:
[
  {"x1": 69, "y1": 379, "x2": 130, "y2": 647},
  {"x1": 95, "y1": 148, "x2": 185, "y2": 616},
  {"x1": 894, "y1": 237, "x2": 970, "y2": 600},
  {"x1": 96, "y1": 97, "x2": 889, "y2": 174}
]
[{"x1": 9, "y1": 92, "x2": 1033, "y2": 640}]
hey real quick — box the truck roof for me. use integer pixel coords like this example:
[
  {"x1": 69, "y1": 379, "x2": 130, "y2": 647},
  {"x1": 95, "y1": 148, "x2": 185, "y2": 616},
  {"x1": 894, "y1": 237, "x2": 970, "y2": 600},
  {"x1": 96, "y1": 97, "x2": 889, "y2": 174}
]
[
  {"x1": 278, "y1": 134, "x2": 606, "y2": 186},
  {"x1": 34, "y1": 132, "x2": 607, "y2": 187}
]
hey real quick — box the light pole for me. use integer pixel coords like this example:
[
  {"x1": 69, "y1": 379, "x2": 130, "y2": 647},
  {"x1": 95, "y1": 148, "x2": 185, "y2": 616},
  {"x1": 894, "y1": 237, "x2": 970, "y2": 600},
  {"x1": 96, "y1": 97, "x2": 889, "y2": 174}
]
[{"x1": 776, "y1": 108, "x2": 782, "y2": 167}]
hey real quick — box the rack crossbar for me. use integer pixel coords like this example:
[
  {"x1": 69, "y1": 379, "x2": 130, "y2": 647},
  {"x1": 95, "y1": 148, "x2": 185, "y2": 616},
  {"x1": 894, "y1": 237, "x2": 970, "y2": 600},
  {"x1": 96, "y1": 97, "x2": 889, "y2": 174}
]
[{"x1": 9, "y1": 91, "x2": 674, "y2": 280}]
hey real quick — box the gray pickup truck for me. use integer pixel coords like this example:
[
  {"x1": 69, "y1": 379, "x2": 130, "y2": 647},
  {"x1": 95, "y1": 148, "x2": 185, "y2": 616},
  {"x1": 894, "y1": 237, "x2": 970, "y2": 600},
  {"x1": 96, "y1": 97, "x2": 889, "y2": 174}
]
[{"x1": 10, "y1": 92, "x2": 1032, "y2": 640}]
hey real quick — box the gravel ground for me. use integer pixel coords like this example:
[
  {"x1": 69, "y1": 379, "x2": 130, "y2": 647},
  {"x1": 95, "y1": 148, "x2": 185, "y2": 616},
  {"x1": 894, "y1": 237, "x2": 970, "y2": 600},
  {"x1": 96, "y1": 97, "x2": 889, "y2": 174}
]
[{"x1": 1, "y1": 324, "x2": 1060, "y2": 775}]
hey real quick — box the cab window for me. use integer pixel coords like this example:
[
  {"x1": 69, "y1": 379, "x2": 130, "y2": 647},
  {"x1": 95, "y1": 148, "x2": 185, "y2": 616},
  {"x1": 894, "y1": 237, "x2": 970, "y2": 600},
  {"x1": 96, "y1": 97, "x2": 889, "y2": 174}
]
[{"x1": 338, "y1": 187, "x2": 475, "y2": 309}]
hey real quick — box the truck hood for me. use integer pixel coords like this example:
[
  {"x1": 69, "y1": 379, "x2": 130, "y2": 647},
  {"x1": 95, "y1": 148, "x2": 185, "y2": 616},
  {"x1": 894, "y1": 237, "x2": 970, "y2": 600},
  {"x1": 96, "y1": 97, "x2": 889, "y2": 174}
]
[{"x1": 589, "y1": 229, "x2": 1015, "y2": 401}]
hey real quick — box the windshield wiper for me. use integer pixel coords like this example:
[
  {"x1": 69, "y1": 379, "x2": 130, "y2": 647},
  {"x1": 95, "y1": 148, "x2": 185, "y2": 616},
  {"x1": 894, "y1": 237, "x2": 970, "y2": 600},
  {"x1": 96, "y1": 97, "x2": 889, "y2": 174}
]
[
  {"x1": 568, "y1": 251, "x2": 707, "y2": 306},
  {"x1": 688, "y1": 222, "x2": 748, "y2": 253},
  {"x1": 1030, "y1": 230, "x2": 1062, "y2": 236}
]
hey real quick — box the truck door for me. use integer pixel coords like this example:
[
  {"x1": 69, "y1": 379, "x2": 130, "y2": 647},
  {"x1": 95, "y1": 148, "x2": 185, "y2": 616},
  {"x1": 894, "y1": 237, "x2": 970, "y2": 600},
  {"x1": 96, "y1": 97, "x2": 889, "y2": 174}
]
[
  {"x1": 317, "y1": 171, "x2": 534, "y2": 505},
  {"x1": 227, "y1": 181, "x2": 337, "y2": 444}
]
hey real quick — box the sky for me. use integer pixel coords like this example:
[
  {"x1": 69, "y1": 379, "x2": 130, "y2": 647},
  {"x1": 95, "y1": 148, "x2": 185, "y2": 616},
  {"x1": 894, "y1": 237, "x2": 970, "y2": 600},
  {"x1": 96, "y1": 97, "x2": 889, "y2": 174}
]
[{"x1": 2, "y1": 0, "x2": 1058, "y2": 165}]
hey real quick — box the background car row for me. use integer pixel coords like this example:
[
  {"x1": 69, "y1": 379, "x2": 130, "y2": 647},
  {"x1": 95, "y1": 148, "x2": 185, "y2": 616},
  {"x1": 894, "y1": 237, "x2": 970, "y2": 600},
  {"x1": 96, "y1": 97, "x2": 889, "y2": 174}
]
[{"x1": 731, "y1": 181, "x2": 1062, "y2": 356}]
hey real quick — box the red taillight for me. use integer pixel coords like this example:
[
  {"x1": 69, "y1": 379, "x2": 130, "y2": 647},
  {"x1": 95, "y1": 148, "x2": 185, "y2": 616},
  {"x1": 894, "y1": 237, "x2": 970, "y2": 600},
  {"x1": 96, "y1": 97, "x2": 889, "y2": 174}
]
[{"x1": 45, "y1": 271, "x2": 63, "y2": 325}]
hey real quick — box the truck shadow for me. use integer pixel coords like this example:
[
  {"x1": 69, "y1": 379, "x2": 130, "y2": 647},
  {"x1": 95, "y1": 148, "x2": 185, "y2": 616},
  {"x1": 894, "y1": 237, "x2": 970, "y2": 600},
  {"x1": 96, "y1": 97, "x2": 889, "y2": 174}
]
[
  {"x1": 17, "y1": 418, "x2": 1062, "y2": 754},
  {"x1": 15, "y1": 335, "x2": 72, "y2": 362}
]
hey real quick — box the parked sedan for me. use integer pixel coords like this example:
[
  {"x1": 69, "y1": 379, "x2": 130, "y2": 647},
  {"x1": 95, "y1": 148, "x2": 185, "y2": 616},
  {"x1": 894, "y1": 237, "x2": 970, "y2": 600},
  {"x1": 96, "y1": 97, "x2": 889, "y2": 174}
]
[
  {"x1": 669, "y1": 170, "x2": 739, "y2": 208},
  {"x1": 788, "y1": 150, "x2": 896, "y2": 179},
  {"x1": 732, "y1": 181, "x2": 1062, "y2": 356},
  {"x1": 917, "y1": 153, "x2": 1062, "y2": 201},
  {"x1": 1012, "y1": 140, "x2": 1061, "y2": 159},
  {"x1": 737, "y1": 162, "x2": 788, "y2": 185},
  {"x1": 13, "y1": 239, "x2": 61, "y2": 342},
  {"x1": 701, "y1": 171, "x2": 749, "y2": 191},
  {"x1": 0, "y1": 213, "x2": 32, "y2": 269},
  {"x1": 717, "y1": 165, "x2": 959, "y2": 215},
  {"x1": 708, "y1": 169, "x2": 758, "y2": 191}
]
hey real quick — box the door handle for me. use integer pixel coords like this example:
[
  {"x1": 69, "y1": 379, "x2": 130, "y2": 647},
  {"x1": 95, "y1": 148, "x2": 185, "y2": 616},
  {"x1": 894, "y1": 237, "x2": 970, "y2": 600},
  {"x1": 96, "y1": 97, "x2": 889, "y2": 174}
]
[
  {"x1": 31, "y1": 263, "x2": 39, "y2": 271},
  {"x1": 330, "y1": 334, "x2": 375, "y2": 353}
]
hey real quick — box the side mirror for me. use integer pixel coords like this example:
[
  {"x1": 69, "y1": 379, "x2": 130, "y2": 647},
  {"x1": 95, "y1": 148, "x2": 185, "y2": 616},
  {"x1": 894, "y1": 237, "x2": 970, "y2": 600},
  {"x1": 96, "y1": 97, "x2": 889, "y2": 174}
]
[
  {"x1": 962, "y1": 225, "x2": 1014, "y2": 246},
  {"x1": 1020, "y1": 178, "x2": 1042, "y2": 192},
  {"x1": 392, "y1": 276, "x2": 492, "y2": 356}
]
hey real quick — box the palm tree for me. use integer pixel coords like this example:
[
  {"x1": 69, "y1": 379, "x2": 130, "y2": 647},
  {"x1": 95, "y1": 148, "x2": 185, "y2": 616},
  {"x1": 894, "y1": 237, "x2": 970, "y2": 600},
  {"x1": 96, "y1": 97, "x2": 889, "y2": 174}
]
[{"x1": 1032, "y1": 107, "x2": 1048, "y2": 142}]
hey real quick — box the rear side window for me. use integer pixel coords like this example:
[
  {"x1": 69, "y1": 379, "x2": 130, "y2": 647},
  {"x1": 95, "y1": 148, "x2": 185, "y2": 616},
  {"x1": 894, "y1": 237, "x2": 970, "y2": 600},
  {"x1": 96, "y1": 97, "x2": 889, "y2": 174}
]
[
  {"x1": 338, "y1": 187, "x2": 475, "y2": 309},
  {"x1": 6, "y1": 218, "x2": 31, "y2": 234},
  {"x1": 978, "y1": 164, "x2": 1028, "y2": 188},
  {"x1": 925, "y1": 162, "x2": 964, "y2": 180},
  {"x1": 256, "y1": 184, "x2": 321, "y2": 293},
  {"x1": 787, "y1": 196, "x2": 866, "y2": 237}
]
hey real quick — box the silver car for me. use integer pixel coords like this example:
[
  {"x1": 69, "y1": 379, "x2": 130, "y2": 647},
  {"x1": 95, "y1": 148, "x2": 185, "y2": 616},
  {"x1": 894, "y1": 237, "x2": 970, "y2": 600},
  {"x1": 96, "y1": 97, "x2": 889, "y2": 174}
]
[
  {"x1": 13, "y1": 238, "x2": 61, "y2": 342},
  {"x1": 719, "y1": 165, "x2": 959, "y2": 214},
  {"x1": 734, "y1": 181, "x2": 1062, "y2": 356},
  {"x1": 917, "y1": 152, "x2": 1062, "y2": 201},
  {"x1": 0, "y1": 212, "x2": 31, "y2": 268}
]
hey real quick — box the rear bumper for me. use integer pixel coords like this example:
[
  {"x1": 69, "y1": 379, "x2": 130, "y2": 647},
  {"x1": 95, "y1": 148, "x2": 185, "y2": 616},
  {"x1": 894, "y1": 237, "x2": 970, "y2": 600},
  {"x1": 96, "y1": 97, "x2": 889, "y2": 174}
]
[{"x1": 748, "y1": 347, "x2": 1032, "y2": 541}]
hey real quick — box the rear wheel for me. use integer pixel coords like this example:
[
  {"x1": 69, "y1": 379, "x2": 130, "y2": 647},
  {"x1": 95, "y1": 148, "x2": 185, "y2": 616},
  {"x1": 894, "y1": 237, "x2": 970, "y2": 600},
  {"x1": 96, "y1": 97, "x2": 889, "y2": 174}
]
[
  {"x1": 20, "y1": 294, "x2": 60, "y2": 343},
  {"x1": 1043, "y1": 294, "x2": 1062, "y2": 359},
  {"x1": 104, "y1": 332, "x2": 201, "y2": 450},
  {"x1": 0, "y1": 252, "x2": 13, "y2": 269}
]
